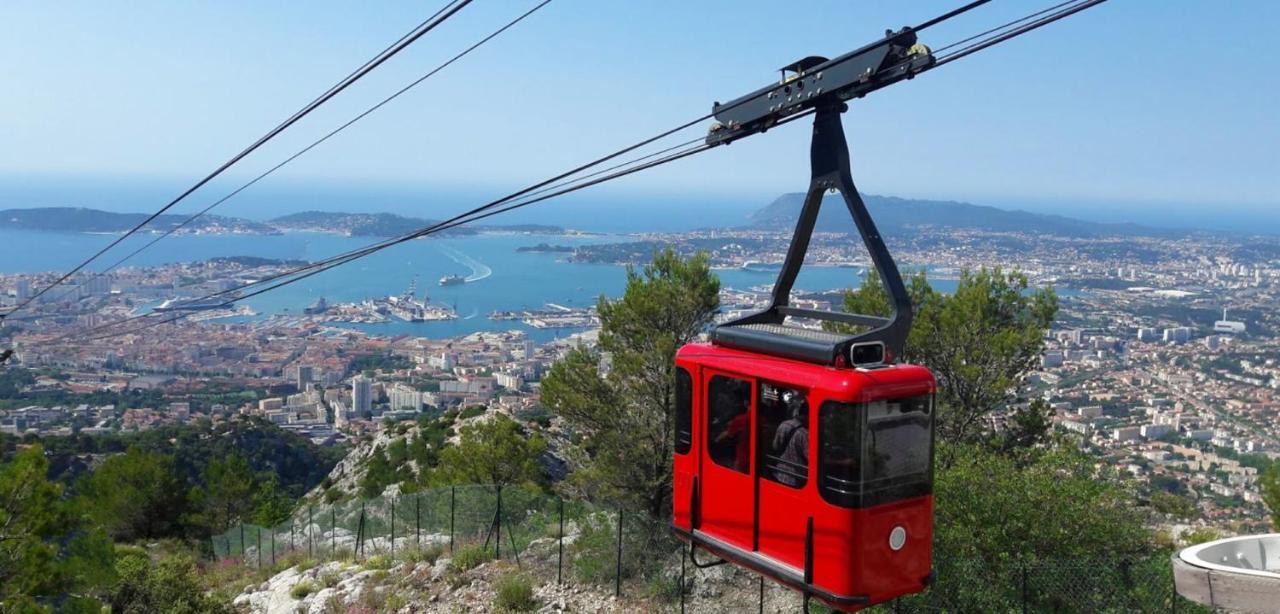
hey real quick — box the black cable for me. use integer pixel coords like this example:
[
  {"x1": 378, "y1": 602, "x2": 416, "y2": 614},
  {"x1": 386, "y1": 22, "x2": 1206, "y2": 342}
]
[
  {"x1": 35, "y1": 137, "x2": 713, "y2": 346},
  {"x1": 7, "y1": 0, "x2": 473, "y2": 317},
  {"x1": 931, "y1": 0, "x2": 1083, "y2": 54},
  {"x1": 52, "y1": 0, "x2": 555, "y2": 305},
  {"x1": 934, "y1": 0, "x2": 1107, "y2": 67},
  {"x1": 57, "y1": 142, "x2": 716, "y2": 345},
  {"x1": 912, "y1": 0, "x2": 993, "y2": 32}
]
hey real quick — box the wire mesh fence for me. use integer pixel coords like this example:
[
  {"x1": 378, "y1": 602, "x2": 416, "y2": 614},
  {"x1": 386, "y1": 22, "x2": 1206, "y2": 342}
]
[{"x1": 210, "y1": 485, "x2": 1210, "y2": 613}]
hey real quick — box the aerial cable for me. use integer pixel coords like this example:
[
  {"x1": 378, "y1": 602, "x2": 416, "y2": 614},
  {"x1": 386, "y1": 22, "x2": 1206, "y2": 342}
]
[
  {"x1": 16, "y1": 0, "x2": 1108, "y2": 350},
  {"x1": 5, "y1": 0, "x2": 473, "y2": 318},
  {"x1": 930, "y1": 0, "x2": 1085, "y2": 55},
  {"x1": 51, "y1": 141, "x2": 715, "y2": 346},
  {"x1": 51, "y1": 0, "x2": 555, "y2": 305},
  {"x1": 934, "y1": 0, "x2": 1107, "y2": 67}
]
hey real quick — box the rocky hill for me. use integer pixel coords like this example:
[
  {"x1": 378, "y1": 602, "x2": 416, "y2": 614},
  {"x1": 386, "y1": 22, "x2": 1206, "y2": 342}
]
[
  {"x1": 0, "y1": 206, "x2": 277, "y2": 235},
  {"x1": 747, "y1": 192, "x2": 1160, "y2": 238},
  {"x1": 270, "y1": 211, "x2": 563, "y2": 238}
]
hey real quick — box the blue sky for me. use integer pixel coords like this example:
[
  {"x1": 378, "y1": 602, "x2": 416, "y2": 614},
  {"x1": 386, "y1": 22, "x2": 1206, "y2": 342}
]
[{"x1": 1, "y1": 1, "x2": 1276, "y2": 231}]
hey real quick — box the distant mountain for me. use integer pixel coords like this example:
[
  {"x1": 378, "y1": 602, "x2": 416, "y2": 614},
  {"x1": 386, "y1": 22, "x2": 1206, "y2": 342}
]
[
  {"x1": 0, "y1": 207, "x2": 563, "y2": 237},
  {"x1": 269, "y1": 210, "x2": 562, "y2": 237},
  {"x1": 747, "y1": 193, "x2": 1161, "y2": 237},
  {"x1": 0, "y1": 207, "x2": 277, "y2": 235}
]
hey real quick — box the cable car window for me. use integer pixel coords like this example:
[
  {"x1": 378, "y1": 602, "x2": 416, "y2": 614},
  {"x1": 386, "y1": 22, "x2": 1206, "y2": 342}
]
[
  {"x1": 675, "y1": 367, "x2": 693, "y2": 455},
  {"x1": 818, "y1": 402, "x2": 862, "y2": 505},
  {"x1": 818, "y1": 395, "x2": 933, "y2": 508},
  {"x1": 863, "y1": 396, "x2": 932, "y2": 497},
  {"x1": 758, "y1": 382, "x2": 808, "y2": 488},
  {"x1": 707, "y1": 375, "x2": 751, "y2": 474}
]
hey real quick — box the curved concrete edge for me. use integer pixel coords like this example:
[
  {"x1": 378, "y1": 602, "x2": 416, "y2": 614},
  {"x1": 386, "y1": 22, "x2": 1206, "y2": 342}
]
[
  {"x1": 1178, "y1": 533, "x2": 1280, "y2": 578},
  {"x1": 1173, "y1": 554, "x2": 1280, "y2": 614}
]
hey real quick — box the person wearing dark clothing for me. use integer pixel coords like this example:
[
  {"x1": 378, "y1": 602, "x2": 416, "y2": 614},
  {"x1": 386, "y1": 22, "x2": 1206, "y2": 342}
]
[{"x1": 772, "y1": 391, "x2": 809, "y2": 487}]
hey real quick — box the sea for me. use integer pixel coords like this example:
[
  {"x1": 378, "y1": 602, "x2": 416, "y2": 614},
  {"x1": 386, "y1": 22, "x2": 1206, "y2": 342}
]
[{"x1": 4, "y1": 229, "x2": 984, "y2": 342}]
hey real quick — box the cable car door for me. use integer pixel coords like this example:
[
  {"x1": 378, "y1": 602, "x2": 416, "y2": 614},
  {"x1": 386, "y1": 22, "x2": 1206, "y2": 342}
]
[{"x1": 700, "y1": 372, "x2": 755, "y2": 550}]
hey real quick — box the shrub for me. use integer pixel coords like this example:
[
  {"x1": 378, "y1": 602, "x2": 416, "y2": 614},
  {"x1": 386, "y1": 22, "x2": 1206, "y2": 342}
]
[
  {"x1": 405, "y1": 544, "x2": 445, "y2": 565},
  {"x1": 384, "y1": 593, "x2": 409, "y2": 611},
  {"x1": 363, "y1": 554, "x2": 394, "y2": 570},
  {"x1": 647, "y1": 573, "x2": 681, "y2": 603},
  {"x1": 449, "y1": 544, "x2": 492, "y2": 572},
  {"x1": 110, "y1": 550, "x2": 234, "y2": 613},
  {"x1": 290, "y1": 580, "x2": 318, "y2": 599},
  {"x1": 321, "y1": 571, "x2": 342, "y2": 588},
  {"x1": 494, "y1": 574, "x2": 537, "y2": 612}
]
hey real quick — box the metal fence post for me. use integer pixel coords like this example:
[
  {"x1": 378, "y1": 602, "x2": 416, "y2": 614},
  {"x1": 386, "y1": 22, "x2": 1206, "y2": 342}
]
[
  {"x1": 557, "y1": 497, "x2": 564, "y2": 584},
  {"x1": 449, "y1": 486, "x2": 456, "y2": 553},
  {"x1": 290, "y1": 521, "x2": 295, "y2": 554},
  {"x1": 495, "y1": 486, "x2": 503, "y2": 560},
  {"x1": 239, "y1": 524, "x2": 245, "y2": 562},
  {"x1": 390, "y1": 497, "x2": 396, "y2": 557},
  {"x1": 680, "y1": 544, "x2": 686, "y2": 614},
  {"x1": 308, "y1": 505, "x2": 314, "y2": 558},
  {"x1": 256, "y1": 528, "x2": 262, "y2": 569},
  {"x1": 331, "y1": 508, "x2": 336, "y2": 556},
  {"x1": 615, "y1": 507, "x2": 623, "y2": 598},
  {"x1": 1021, "y1": 562, "x2": 1029, "y2": 614},
  {"x1": 359, "y1": 501, "x2": 366, "y2": 560},
  {"x1": 416, "y1": 493, "x2": 421, "y2": 551},
  {"x1": 270, "y1": 528, "x2": 276, "y2": 568}
]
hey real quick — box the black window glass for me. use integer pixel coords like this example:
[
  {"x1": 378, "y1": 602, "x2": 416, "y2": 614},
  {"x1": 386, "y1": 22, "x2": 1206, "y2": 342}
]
[
  {"x1": 863, "y1": 396, "x2": 932, "y2": 487},
  {"x1": 758, "y1": 383, "x2": 808, "y2": 488},
  {"x1": 818, "y1": 402, "x2": 862, "y2": 503},
  {"x1": 707, "y1": 375, "x2": 751, "y2": 474},
  {"x1": 675, "y1": 367, "x2": 692, "y2": 455},
  {"x1": 819, "y1": 395, "x2": 933, "y2": 508}
]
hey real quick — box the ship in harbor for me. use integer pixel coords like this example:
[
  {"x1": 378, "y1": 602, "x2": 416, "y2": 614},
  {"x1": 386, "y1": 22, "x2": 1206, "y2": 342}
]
[
  {"x1": 379, "y1": 277, "x2": 456, "y2": 322},
  {"x1": 153, "y1": 294, "x2": 238, "y2": 312},
  {"x1": 439, "y1": 274, "x2": 466, "y2": 286}
]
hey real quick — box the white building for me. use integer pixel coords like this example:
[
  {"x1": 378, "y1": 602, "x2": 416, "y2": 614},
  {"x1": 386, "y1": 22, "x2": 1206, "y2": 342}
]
[{"x1": 352, "y1": 375, "x2": 373, "y2": 415}]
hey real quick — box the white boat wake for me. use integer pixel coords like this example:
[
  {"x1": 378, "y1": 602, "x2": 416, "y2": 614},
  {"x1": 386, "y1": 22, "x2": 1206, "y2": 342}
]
[{"x1": 437, "y1": 245, "x2": 492, "y2": 282}]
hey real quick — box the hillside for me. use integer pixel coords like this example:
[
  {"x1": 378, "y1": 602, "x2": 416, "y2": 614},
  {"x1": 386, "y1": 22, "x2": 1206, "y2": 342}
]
[
  {"x1": 270, "y1": 211, "x2": 563, "y2": 238},
  {"x1": 0, "y1": 206, "x2": 277, "y2": 235},
  {"x1": 747, "y1": 192, "x2": 1161, "y2": 237}
]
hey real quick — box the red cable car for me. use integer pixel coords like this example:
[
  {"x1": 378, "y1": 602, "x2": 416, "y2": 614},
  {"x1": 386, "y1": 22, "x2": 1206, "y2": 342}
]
[{"x1": 671, "y1": 49, "x2": 936, "y2": 610}]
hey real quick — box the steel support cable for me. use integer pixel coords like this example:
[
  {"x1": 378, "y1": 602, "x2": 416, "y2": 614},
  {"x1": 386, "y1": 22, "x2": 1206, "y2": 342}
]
[
  {"x1": 53, "y1": 142, "x2": 715, "y2": 345},
  {"x1": 34, "y1": 137, "x2": 713, "y2": 346},
  {"x1": 37, "y1": 0, "x2": 997, "y2": 312},
  {"x1": 933, "y1": 0, "x2": 1108, "y2": 67},
  {"x1": 930, "y1": 0, "x2": 1085, "y2": 55},
  {"x1": 7, "y1": 0, "x2": 473, "y2": 317},
  {"x1": 49, "y1": 110, "x2": 821, "y2": 346},
  {"x1": 22, "y1": 0, "x2": 998, "y2": 317},
  {"x1": 23, "y1": 0, "x2": 1069, "y2": 345},
  {"x1": 51, "y1": 0, "x2": 556, "y2": 305}
]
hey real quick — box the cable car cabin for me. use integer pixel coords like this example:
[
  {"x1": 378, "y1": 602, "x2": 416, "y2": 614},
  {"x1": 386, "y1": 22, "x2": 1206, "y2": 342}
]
[
  {"x1": 670, "y1": 89, "x2": 939, "y2": 609},
  {"x1": 671, "y1": 343, "x2": 935, "y2": 610}
]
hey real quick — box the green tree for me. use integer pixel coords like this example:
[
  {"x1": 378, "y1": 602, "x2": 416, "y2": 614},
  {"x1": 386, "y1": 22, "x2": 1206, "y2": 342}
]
[
  {"x1": 251, "y1": 474, "x2": 294, "y2": 527},
  {"x1": 1261, "y1": 460, "x2": 1280, "y2": 529},
  {"x1": 829, "y1": 268, "x2": 1057, "y2": 451},
  {"x1": 996, "y1": 398, "x2": 1056, "y2": 453},
  {"x1": 927, "y1": 443, "x2": 1153, "y2": 610},
  {"x1": 436, "y1": 415, "x2": 547, "y2": 489},
  {"x1": 0, "y1": 446, "x2": 115, "y2": 611},
  {"x1": 542, "y1": 249, "x2": 719, "y2": 516},
  {"x1": 77, "y1": 446, "x2": 189, "y2": 541},
  {"x1": 192, "y1": 454, "x2": 255, "y2": 533}
]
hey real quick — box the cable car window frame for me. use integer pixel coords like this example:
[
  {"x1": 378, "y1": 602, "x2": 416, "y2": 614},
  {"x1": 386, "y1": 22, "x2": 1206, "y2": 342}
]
[
  {"x1": 757, "y1": 381, "x2": 809, "y2": 489},
  {"x1": 706, "y1": 374, "x2": 752, "y2": 475},
  {"x1": 817, "y1": 394, "x2": 934, "y2": 508},
  {"x1": 674, "y1": 367, "x2": 693, "y2": 455}
]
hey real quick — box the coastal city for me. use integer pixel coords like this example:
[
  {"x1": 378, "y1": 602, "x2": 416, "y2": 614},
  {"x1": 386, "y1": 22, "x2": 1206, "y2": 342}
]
[{"x1": 1, "y1": 223, "x2": 1278, "y2": 535}]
